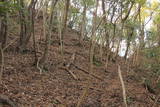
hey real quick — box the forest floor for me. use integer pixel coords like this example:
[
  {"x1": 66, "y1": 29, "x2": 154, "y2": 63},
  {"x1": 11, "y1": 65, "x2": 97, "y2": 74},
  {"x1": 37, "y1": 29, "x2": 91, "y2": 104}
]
[{"x1": 0, "y1": 20, "x2": 159, "y2": 107}]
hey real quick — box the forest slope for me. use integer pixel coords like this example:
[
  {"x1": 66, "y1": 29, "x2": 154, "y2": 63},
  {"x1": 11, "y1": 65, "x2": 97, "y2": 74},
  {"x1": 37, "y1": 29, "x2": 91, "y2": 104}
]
[{"x1": 0, "y1": 20, "x2": 158, "y2": 107}]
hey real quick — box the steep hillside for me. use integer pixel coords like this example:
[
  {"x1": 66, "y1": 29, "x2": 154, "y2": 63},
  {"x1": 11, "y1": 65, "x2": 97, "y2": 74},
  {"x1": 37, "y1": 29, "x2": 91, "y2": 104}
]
[{"x1": 0, "y1": 20, "x2": 158, "y2": 107}]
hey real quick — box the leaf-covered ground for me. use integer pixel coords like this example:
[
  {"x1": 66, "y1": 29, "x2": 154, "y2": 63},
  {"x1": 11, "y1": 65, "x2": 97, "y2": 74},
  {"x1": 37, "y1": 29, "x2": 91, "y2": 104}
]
[{"x1": 0, "y1": 20, "x2": 158, "y2": 107}]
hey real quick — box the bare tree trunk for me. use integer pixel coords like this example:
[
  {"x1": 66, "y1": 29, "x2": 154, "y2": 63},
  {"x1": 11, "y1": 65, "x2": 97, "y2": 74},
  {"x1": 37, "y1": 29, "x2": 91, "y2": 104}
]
[
  {"x1": 18, "y1": 0, "x2": 28, "y2": 51},
  {"x1": 102, "y1": 0, "x2": 117, "y2": 65},
  {"x1": 58, "y1": 10, "x2": 64, "y2": 58},
  {"x1": 62, "y1": 0, "x2": 70, "y2": 34},
  {"x1": 0, "y1": 0, "x2": 8, "y2": 48},
  {"x1": 38, "y1": 0, "x2": 58, "y2": 73},
  {"x1": 102, "y1": 0, "x2": 109, "y2": 49},
  {"x1": 157, "y1": 24, "x2": 160, "y2": 46},
  {"x1": 114, "y1": 1, "x2": 134, "y2": 59},
  {"x1": 0, "y1": 46, "x2": 4, "y2": 83},
  {"x1": 139, "y1": 23, "x2": 145, "y2": 49},
  {"x1": 124, "y1": 28, "x2": 134, "y2": 59},
  {"x1": 18, "y1": 0, "x2": 37, "y2": 52},
  {"x1": 115, "y1": 39, "x2": 121, "y2": 58},
  {"x1": 128, "y1": 5, "x2": 142, "y2": 66},
  {"x1": 29, "y1": 0, "x2": 38, "y2": 63},
  {"x1": 59, "y1": 0, "x2": 70, "y2": 59},
  {"x1": 99, "y1": 33, "x2": 105, "y2": 62},
  {"x1": 77, "y1": 0, "x2": 99, "y2": 106},
  {"x1": 79, "y1": 2, "x2": 87, "y2": 44},
  {"x1": 114, "y1": 23, "x2": 124, "y2": 60},
  {"x1": 0, "y1": 18, "x2": 7, "y2": 48}
]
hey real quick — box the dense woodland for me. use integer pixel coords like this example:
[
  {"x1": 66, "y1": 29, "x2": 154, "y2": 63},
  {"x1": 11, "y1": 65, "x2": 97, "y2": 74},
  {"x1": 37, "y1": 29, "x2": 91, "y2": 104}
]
[{"x1": 0, "y1": 0, "x2": 160, "y2": 106}]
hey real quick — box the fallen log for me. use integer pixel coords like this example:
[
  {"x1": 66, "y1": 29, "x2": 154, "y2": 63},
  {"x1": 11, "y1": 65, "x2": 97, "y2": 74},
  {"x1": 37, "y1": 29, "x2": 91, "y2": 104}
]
[
  {"x1": 64, "y1": 53, "x2": 78, "y2": 80},
  {"x1": 72, "y1": 64, "x2": 103, "y2": 81},
  {"x1": 61, "y1": 67, "x2": 78, "y2": 80}
]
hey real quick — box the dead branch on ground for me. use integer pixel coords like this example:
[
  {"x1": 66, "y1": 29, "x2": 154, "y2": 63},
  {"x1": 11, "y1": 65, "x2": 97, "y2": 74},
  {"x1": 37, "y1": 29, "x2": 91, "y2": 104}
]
[
  {"x1": 72, "y1": 64, "x2": 103, "y2": 81},
  {"x1": 63, "y1": 53, "x2": 78, "y2": 80},
  {"x1": 118, "y1": 64, "x2": 127, "y2": 107},
  {"x1": 3, "y1": 37, "x2": 18, "y2": 51}
]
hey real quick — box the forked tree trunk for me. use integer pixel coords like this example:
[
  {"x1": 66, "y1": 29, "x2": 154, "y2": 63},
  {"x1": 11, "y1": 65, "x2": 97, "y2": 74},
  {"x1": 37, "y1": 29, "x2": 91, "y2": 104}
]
[
  {"x1": 39, "y1": 0, "x2": 58, "y2": 69},
  {"x1": 114, "y1": 2, "x2": 134, "y2": 60}
]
